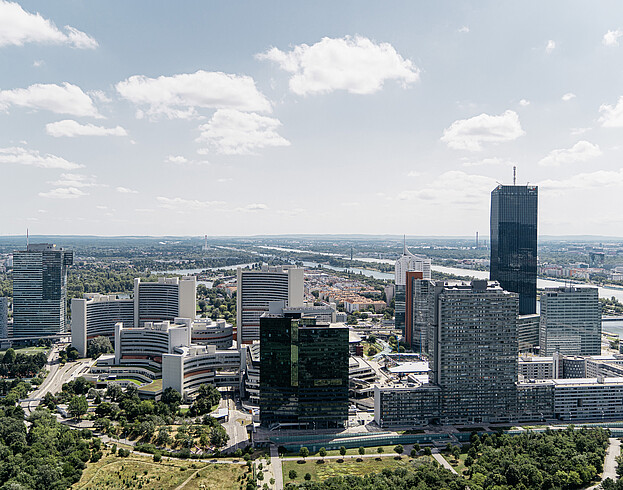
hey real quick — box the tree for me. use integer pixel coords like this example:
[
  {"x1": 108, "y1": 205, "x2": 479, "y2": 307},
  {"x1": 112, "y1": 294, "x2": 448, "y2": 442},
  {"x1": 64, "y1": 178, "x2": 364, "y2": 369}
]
[
  {"x1": 358, "y1": 446, "x2": 365, "y2": 456},
  {"x1": 451, "y1": 445, "x2": 461, "y2": 461},
  {"x1": 106, "y1": 383, "x2": 123, "y2": 402},
  {"x1": 299, "y1": 446, "x2": 309, "y2": 460},
  {"x1": 339, "y1": 446, "x2": 346, "y2": 457},
  {"x1": 423, "y1": 447, "x2": 432, "y2": 456},
  {"x1": 394, "y1": 444, "x2": 404, "y2": 457},
  {"x1": 289, "y1": 469, "x2": 297, "y2": 480},
  {"x1": 87, "y1": 336, "x2": 113, "y2": 358},
  {"x1": 3, "y1": 348, "x2": 16, "y2": 365},
  {"x1": 377, "y1": 447, "x2": 384, "y2": 454},
  {"x1": 304, "y1": 473, "x2": 311, "y2": 481},
  {"x1": 161, "y1": 387, "x2": 182, "y2": 411},
  {"x1": 410, "y1": 448, "x2": 417, "y2": 458},
  {"x1": 319, "y1": 447, "x2": 326, "y2": 460},
  {"x1": 68, "y1": 395, "x2": 88, "y2": 419}
]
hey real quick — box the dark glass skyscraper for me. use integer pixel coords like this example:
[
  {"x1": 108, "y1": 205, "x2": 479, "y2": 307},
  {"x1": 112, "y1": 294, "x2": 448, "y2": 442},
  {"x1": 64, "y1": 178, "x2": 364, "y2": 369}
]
[
  {"x1": 13, "y1": 243, "x2": 73, "y2": 337},
  {"x1": 259, "y1": 311, "x2": 349, "y2": 429},
  {"x1": 490, "y1": 185, "x2": 538, "y2": 315}
]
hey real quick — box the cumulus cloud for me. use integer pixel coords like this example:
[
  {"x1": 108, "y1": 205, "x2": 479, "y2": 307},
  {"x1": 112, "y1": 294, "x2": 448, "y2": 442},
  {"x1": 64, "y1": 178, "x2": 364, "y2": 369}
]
[
  {"x1": 441, "y1": 110, "x2": 525, "y2": 151},
  {"x1": 407, "y1": 170, "x2": 420, "y2": 177},
  {"x1": 157, "y1": 196, "x2": 225, "y2": 211},
  {"x1": 539, "y1": 169, "x2": 623, "y2": 191},
  {"x1": 236, "y1": 203, "x2": 268, "y2": 212},
  {"x1": 0, "y1": 82, "x2": 101, "y2": 117},
  {"x1": 196, "y1": 109, "x2": 290, "y2": 155},
  {"x1": 256, "y1": 35, "x2": 419, "y2": 95},
  {"x1": 545, "y1": 40, "x2": 556, "y2": 54},
  {"x1": 599, "y1": 96, "x2": 623, "y2": 127},
  {"x1": 46, "y1": 120, "x2": 127, "y2": 137},
  {"x1": 0, "y1": 0, "x2": 97, "y2": 49},
  {"x1": 519, "y1": 99, "x2": 530, "y2": 107},
  {"x1": 538, "y1": 140, "x2": 602, "y2": 167},
  {"x1": 603, "y1": 30, "x2": 623, "y2": 47},
  {"x1": 116, "y1": 70, "x2": 271, "y2": 119},
  {"x1": 116, "y1": 186, "x2": 138, "y2": 194},
  {"x1": 0, "y1": 146, "x2": 82, "y2": 169},
  {"x1": 49, "y1": 173, "x2": 98, "y2": 187},
  {"x1": 39, "y1": 187, "x2": 87, "y2": 199},
  {"x1": 458, "y1": 26, "x2": 470, "y2": 33},
  {"x1": 165, "y1": 155, "x2": 188, "y2": 164},
  {"x1": 561, "y1": 92, "x2": 576, "y2": 102},
  {"x1": 397, "y1": 171, "x2": 497, "y2": 206}
]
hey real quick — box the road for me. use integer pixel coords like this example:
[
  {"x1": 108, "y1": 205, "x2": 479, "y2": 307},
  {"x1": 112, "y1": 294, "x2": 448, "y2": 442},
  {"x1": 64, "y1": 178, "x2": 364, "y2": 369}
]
[{"x1": 222, "y1": 396, "x2": 251, "y2": 452}]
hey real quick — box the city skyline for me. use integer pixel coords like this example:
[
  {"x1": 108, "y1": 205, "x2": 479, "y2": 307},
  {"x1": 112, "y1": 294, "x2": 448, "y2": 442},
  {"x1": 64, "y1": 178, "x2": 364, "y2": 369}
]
[{"x1": 2, "y1": 1, "x2": 623, "y2": 236}]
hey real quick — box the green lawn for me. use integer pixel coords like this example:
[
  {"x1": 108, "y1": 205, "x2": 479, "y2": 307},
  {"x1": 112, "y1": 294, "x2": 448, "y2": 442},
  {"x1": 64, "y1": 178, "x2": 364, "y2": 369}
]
[
  {"x1": 284, "y1": 444, "x2": 404, "y2": 458},
  {"x1": 283, "y1": 455, "x2": 429, "y2": 484},
  {"x1": 1, "y1": 346, "x2": 50, "y2": 356}
]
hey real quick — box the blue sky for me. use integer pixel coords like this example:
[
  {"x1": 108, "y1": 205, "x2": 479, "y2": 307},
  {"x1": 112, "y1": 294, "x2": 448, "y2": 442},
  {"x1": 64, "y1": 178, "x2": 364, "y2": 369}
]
[{"x1": 2, "y1": 1, "x2": 623, "y2": 236}]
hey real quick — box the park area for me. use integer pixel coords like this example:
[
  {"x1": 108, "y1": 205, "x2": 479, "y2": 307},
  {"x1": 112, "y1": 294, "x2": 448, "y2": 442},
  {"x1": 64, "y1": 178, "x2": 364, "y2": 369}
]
[{"x1": 74, "y1": 453, "x2": 246, "y2": 490}]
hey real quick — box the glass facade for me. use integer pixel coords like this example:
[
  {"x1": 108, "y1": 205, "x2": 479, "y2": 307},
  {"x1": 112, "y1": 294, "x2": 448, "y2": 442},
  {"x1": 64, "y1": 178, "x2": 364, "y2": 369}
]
[
  {"x1": 490, "y1": 185, "x2": 538, "y2": 315},
  {"x1": 259, "y1": 314, "x2": 349, "y2": 429},
  {"x1": 13, "y1": 244, "x2": 73, "y2": 337}
]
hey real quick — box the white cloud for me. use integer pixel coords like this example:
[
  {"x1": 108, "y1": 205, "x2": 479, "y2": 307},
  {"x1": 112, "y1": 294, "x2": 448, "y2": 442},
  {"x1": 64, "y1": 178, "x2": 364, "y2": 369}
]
[
  {"x1": 519, "y1": 99, "x2": 530, "y2": 107},
  {"x1": 397, "y1": 171, "x2": 497, "y2": 206},
  {"x1": 603, "y1": 30, "x2": 623, "y2": 47},
  {"x1": 196, "y1": 109, "x2": 290, "y2": 155},
  {"x1": 0, "y1": 82, "x2": 101, "y2": 117},
  {"x1": 33, "y1": 59, "x2": 44, "y2": 67},
  {"x1": 46, "y1": 120, "x2": 127, "y2": 137},
  {"x1": 458, "y1": 26, "x2": 470, "y2": 33},
  {"x1": 236, "y1": 203, "x2": 268, "y2": 212},
  {"x1": 217, "y1": 177, "x2": 233, "y2": 183},
  {"x1": 571, "y1": 127, "x2": 591, "y2": 136},
  {"x1": 49, "y1": 173, "x2": 97, "y2": 187},
  {"x1": 538, "y1": 140, "x2": 602, "y2": 167},
  {"x1": 407, "y1": 170, "x2": 420, "y2": 177},
  {"x1": 116, "y1": 70, "x2": 271, "y2": 119},
  {"x1": 441, "y1": 110, "x2": 525, "y2": 151},
  {"x1": 0, "y1": 146, "x2": 82, "y2": 169},
  {"x1": 157, "y1": 196, "x2": 225, "y2": 211},
  {"x1": 462, "y1": 157, "x2": 516, "y2": 167},
  {"x1": 562, "y1": 92, "x2": 576, "y2": 102},
  {"x1": 256, "y1": 35, "x2": 419, "y2": 95},
  {"x1": 116, "y1": 186, "x2": 138, "y2": 194},
  {"x1": 88, "y1": 90, "x2": 112, "y2": 104},
  {"x1": 165, "y1": 155, "x2": 188, "y2": 164},
  {"x1": 545, "y1": 40, "x2": 556, "y2": 54},
  {"x1": 599, "y1": 96, "x2": 623, "y2": 127},
  {"x1": 38, "y1": 187, "x2": 87, "y2": 199},
  {"x1": 0, "y1": 0, "x2": 97, "y2": 49},
  {"x1": 539, "y1": 169, "x2": 623, "y2": 191}
]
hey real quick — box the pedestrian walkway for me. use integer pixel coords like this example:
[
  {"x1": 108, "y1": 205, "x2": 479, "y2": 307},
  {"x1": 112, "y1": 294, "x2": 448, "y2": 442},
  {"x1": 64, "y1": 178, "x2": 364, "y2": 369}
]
[
  {"x1": 587, "y1": 437, "x2": 620, "y2": 490},
  {"x1": 432, "y1": 451, "x2": 458, "y2": 475},
  {"x1": 270, "y1": 446, "x2": 284, "y2": 490}
]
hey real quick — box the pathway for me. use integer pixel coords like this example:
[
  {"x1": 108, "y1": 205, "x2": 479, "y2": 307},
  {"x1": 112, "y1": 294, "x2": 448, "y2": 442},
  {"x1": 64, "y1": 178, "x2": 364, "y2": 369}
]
[
  {"x1": 432, "y1": 451, "x2": 459, "y2": 475},
  {"x1": 588, "y1": 437, "x2": 620, "y2": 489},
  {"x1": 270, "y1": 446, "x2": 284, "y2": 490}
]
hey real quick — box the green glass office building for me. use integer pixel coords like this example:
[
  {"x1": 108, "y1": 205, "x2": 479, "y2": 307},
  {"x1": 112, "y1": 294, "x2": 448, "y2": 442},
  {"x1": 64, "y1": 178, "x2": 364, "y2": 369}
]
[{"x1": 259, "y1": 312, "x2": 349, "y2": 429}]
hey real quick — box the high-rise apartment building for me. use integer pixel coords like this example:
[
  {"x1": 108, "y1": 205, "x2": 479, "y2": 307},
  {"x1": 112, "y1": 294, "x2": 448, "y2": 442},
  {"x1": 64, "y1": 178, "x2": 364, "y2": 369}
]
[
  {"x1": 236, "y1": 265, "x2": 303, "y2": 344},
  {"x1": 539, "y1": 286, "x2": 601, "y2": 356},
  {"x1": 394, "y1": 241, "x2": 431, "y2": 333},
  {"x1": 490, "y1": 184, "x2": 538, "y2": 315},
  {"x1": 259, "y1": 310, "x2": 349, "y2": 429},
  {"x1": 13, "y1": 244, "x2": 73, "y2": 337},
  {"x1": 134, "y1": 276, "x2": 196, "y2": 327},
  {"x1": 0, "y1": 297, "x2": 7, "y2": 339},
  {"x1": 427, "y1": 280, "x2": 519, "y2": 423}
]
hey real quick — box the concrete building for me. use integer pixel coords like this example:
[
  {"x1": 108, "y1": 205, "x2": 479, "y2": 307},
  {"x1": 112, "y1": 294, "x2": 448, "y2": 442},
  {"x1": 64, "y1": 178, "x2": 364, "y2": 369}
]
[
  {"x1": 490, "y1": 184, "x2": 538, "y2": 315},
  {"x1": 553, "y1": 377, "x2": 623, "y2": 421},
  {"x1": 519, "y1": 356, "x2": 555, "y2": 380},
  {"x1": 162, "y1": 344, "x2": 244, "y2": 398},
  {"x1": 394, "y1": 240, "x2": 431, "y2": 333},
  {"x1": 0, "y1": 297, "x2": 7, "y2": 339},
  {"x1": 237, "y1": 265, "x2": 303, "y2": 344},
  {"x1": 12, "y1": 243, "x2": 73, "y2": 337},
  {"x1": 71, "y1": 294, "x2": 134, "y2": 357},
  {"x1": 540, "y1": 286, "x2": 601, "y2": 356},
  {"x1": 428, "y1": 280, "x2": 519, "y2": 424},
  {"x1": 134, "y1": 276, "x2": 196, "y2": 327},
  {"x1": 518, "y1": 314, "x2": 540, "y2": 353},
  {"x1": 259, "y1": 309, "x2": 349, "y2": 429},
  {"x1": 190, "y1": 318, "x2": 233, "y2": 349},
  {"x1": 374, "y1": 383, "x2": 441, "y2": 428}
]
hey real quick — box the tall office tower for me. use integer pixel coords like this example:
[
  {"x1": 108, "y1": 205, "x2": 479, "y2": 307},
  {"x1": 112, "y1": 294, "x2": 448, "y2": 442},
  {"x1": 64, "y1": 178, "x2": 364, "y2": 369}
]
[
  {"x1": 71, "y1": 294, "x2": 135, "y2": 357},
  {"x1": 236, "y1": 265, "x2": 303, "y2": 344},
  {"x1": 518, "y1": 314, "x2": 541, "y2": 353},
  {"x1": 0, "y1": 297, "x2": 7, "y2": 339},
  {"x1": 394, "y1": 240, "x2": 431, "y2": 333},
  {"x1": 539, "y1": 286, "x2": 601, "y2": 356},
  {"x1": 490, "y1": 184, "x2": 538, "y2": 315},
  {"x1": 259, "y1": 309, "x2": 349, "y2": 429},
  {"x1": 404, "y1": 271, "x2": 424, "y2": 350},
  {"x1": 13, "y1": 244, "x2": 73, "y2": 337},
  {"x1": 134, "y1": 276, "x2": 196, "y2": 327},
  {"x1": 427, "y1": 280, "x2": 518, "y2": 423}
]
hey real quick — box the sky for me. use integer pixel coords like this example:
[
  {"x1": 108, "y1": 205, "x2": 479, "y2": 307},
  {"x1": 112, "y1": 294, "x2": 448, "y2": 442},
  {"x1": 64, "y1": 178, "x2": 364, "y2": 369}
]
[{"x1": 2, "y1": 1, "x2": 623, "y2": 237}]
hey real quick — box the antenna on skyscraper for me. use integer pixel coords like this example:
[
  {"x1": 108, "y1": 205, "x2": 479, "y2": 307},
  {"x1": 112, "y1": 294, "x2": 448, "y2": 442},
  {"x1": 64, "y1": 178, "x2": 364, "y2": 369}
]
[
  {"x1": 513, "y1": 166, "x2": 516, "y2": 186},
  {"x1": 26, "y1": 228, "x2": 29, "y2": 248}
]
